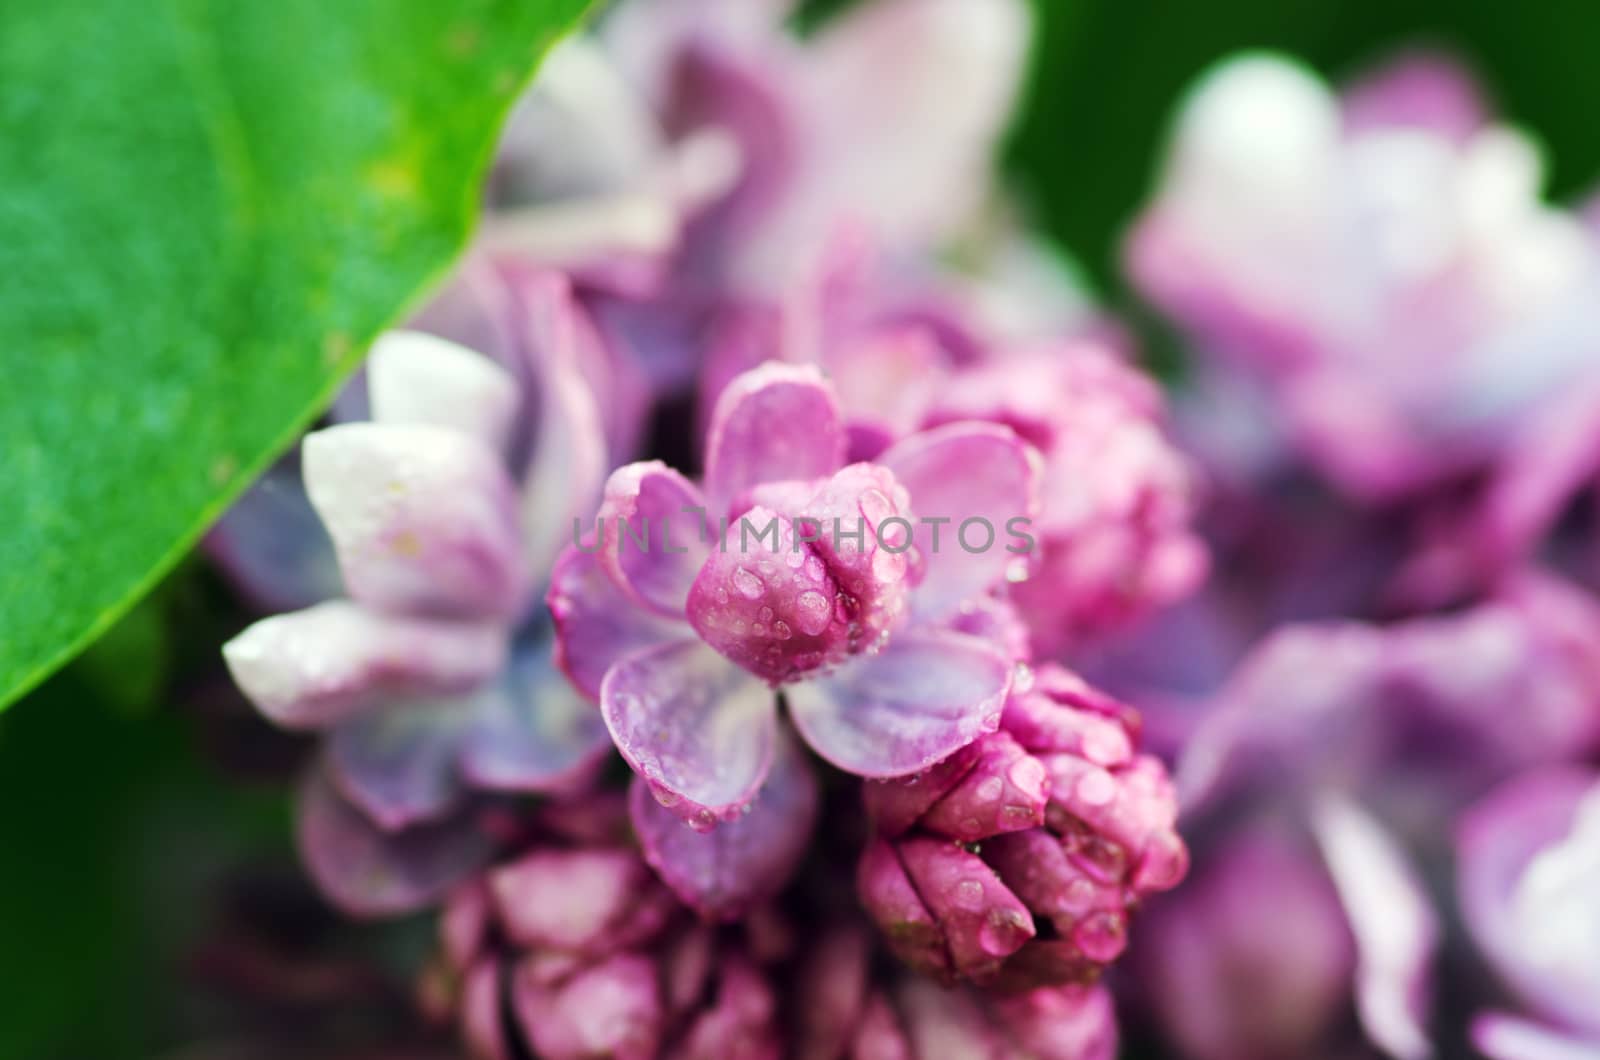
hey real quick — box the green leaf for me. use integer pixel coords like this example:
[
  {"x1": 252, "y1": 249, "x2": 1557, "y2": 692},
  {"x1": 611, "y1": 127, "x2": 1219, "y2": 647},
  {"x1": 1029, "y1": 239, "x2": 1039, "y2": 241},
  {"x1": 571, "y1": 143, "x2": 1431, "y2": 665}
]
[{"x1": 0, "y1": 0, "x2": 591, "y2": 710}]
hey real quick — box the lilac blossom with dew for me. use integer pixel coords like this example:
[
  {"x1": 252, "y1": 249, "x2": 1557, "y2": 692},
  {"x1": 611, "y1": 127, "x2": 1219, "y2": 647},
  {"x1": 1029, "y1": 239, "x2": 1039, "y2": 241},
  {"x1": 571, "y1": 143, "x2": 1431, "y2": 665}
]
[
  {"x1": 1128, "y1": 50, "x2": 1600, "y2": 503},
  {"x1": 695, "y1": 235, "x2": 1207, "y2": 657},
  {"x1": 1458, "y1": 769, "x2": 1600, "y2": 1060},
  {"x1": 422, "y1": 809, "x2": 1120, "y2": 1060},
  {"x1": 858, "y1": 663, "x2": 1188, "y2": 990},
  {"x1": 219, "y1": 266, "x2": 618, "y2": 916},
  {"x1": 549, "y1": 361, "x2": 1039, "y2": 830}
]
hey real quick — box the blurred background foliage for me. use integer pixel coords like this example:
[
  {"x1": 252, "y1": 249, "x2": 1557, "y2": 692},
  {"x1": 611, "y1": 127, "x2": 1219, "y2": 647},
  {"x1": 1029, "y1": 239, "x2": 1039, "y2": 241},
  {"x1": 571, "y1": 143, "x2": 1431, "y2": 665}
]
[{"x1": 4, "y1": 1, "x2": 1600, "y2": 1056}]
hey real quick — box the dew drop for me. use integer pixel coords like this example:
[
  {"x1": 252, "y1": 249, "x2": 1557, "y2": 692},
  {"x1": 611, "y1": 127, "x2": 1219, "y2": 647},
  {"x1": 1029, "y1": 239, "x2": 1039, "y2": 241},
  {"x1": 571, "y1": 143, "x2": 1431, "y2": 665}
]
[
  {"x1": 954, "y1": 879, "x2": 986, "y2": 911},
  {"x1": 772, "y1": 620, "x2": 792, "y2": 640},
  {"x1": 795, "y1": 590, "x2": 832, "y2": 636},
  {"x1": 733, "y1": 566, "x2": 765, "y2": 599}
]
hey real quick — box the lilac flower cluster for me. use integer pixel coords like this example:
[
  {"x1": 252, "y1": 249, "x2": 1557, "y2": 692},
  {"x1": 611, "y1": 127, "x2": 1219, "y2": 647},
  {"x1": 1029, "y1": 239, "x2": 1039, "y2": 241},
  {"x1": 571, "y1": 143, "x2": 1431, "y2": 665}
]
[{"x1": 210, "y1": 5, "x2": 1600, "y2": 1059}]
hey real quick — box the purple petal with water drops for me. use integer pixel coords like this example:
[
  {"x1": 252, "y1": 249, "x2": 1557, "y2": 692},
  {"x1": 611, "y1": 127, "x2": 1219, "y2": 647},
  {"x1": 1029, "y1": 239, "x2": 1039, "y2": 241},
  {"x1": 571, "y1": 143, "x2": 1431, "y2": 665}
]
[
  {"x1": 897, "y1": 835, "x2": 1035, "y2": 982},
  {"x1": 917, "y1": 731, "x2": 1048, "y2": 842},
  {"x1": 295, "y1": 760, "x2": 491, "y2": 917},
  {"x1": 863, "y1": 739, "x2": 982, "y2": 838},
  {"x1": 222, "y1": 601, "x2": 507, "y2": 730},
  {"x1": 1310, "y1": 796, "x2": 1437, "y2": 1060},
  {"x1": 303, "y1": 423, "x2": 529, "y2": 621},
  {"x1": 601, "y1": 637, "x2": 777, "y2": 829},
  {"x1": 879, "y1": 422, "x2": 1039, "y2": 618},
  {"x1": 365, "y1": 329, "x2": 521, "y2": 452},
  {"x1": 327, "y1": 698, "x2": 471, "y2": 831},
  {"x1": 630, "y1": 728, "x2": 819, "y2": 920},
  {"x1": 205, "y1": 459, "x2": 342, "y2": 614},
  {"x1": 595, "y1": 461, "x2": 712, "y2": 615},
  {"x1": 457, "y1": 644, "x2": 612, "y2": 795},
  {"x1": 1473, "y1": 1013, "x2": 1600, "y2": 1060},
  {"x1": 703, "y1": 362, "x2": 846, "y2": 516},
  {"x1": 686, "y1": 505, "x2": 848, "y2": 685},
  {"x1": 546, "y1": 545, "x2": 689, "y2": 700},
  {"x1": 785, "y1": 628, "x2": 1010, "y2": 778}
]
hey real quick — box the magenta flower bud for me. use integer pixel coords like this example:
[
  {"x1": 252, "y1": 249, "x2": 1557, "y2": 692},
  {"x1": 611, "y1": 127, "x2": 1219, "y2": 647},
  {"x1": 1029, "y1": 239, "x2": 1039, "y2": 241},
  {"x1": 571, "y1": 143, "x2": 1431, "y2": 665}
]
[
  {"x1": 910, "y1": 731, "x2": 1049, "y2": 842},
  {"x1": 685, "y1": 461, "x2": 914, "y2": 685},
  {"x1": 859, "y1": 665, "x2": 1186, "y2": 989},
  {"x1": 856, "y1": 837, "x2": 953, "y2": 982},
  {"x1": 555, "y1": 363, "x2": 1029, "y2": 827}
]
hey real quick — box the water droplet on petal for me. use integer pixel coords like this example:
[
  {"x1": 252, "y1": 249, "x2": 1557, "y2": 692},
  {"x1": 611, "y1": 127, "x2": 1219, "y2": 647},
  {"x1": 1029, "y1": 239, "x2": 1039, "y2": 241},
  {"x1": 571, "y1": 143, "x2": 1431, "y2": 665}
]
[
  {"x1": 954, "y1": 879, "x2": 986, "y2": 911},
  {"x1": 733, "y1": 566, "x2": 765, "y2": 599},
  {"x1": 795, "y1": 590, "x2": 831, "y2": 636}
]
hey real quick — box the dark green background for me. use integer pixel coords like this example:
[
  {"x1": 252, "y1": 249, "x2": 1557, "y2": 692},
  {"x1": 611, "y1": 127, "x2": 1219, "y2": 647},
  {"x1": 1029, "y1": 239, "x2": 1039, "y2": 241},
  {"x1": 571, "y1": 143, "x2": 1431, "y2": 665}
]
[{"x1": 6, "y1": 1, "x2": 1600, "y2": 1056}]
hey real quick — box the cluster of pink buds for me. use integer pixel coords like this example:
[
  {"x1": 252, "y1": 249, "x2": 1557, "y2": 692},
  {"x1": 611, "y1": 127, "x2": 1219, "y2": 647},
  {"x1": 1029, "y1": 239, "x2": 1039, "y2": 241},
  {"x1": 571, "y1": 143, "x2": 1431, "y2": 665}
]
[{"x1": 860, "y1": 665, "x2": 1186, "y2": 991}]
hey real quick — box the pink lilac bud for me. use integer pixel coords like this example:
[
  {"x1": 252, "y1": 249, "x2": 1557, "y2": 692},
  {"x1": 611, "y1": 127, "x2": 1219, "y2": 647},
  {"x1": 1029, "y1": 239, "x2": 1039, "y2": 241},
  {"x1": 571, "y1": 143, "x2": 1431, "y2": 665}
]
[
  {"x1": 422, "y1": 820, "x2": 788, "y2": 1060},
  {"x1": 685, "y1": 462, "x2": 915, "y2": 685},
  {"x1": 859, "y1": 664, "x2": 1187, "y2": 989}
]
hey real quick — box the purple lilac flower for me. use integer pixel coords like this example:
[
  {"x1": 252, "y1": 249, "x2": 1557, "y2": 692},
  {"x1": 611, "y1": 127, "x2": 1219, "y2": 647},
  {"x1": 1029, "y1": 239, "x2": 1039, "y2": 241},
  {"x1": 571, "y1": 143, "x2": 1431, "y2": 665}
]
[
  {"x1": 424, "y1": 822, "x2": 1120, "y2": 1060},
  {"x1": 549, "y1": 361, "x2": 1037, "y2": 830},
  {"x1": 858, "y1": 663, "x2": 1188, "y2": 990},
  {"x1": 1458, "y1": 768, "x2": 1600, "y2": 1060},
  {"x1": 1129, "y1": 50, "x2": 1600, "y2": 503},
  {"x1": 220, "y1": 267, "x2": 617, "y2": 915}
]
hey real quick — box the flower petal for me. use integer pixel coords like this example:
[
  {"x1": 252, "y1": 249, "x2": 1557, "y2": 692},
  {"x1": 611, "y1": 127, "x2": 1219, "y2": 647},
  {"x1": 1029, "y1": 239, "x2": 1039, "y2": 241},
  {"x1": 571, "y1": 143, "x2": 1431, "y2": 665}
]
[
  {"x1": 856, "y1": 837, "x2": 951, "y2": 981},
  {"x1": 456, "y1": 644, "x2": 612, "y2": 795},
  {"x1": 1310, "y1": 796, "x2": 1437, "y2": 1060},
  {"x1": 703, "y1": 362, "x2": 846, "y2": 516},
  {"x1": 990, "y1": 984, "x2": 1119, "y2": 1060},
  {"x1": 1473, "y1": 1013, "x2": 1600, "y2": 1060},
  {"x1": 879, "y1": 422, "x2": 1039, "y2": 618},
  {"x1": 546, "y1": 546, "x2": 690, "y2": 700},
  {"x1": 601, "y1": 638, "x2": 777, "y2": 828},
  {"x1": 595, "y1": 461, "x2": 713, "y2": 615},
  {"x1": 327, "y1": 699, "x2": 469, "y2": 831},
  {"x1": 513, "y1": 271, "x2": 611, "y2": 580},
  {"x1": 898, "y1": 835, "x2": 1035, "y2": 982},
  {"x1": 786, "y1": 629, "x2": 1010, "y2": 777},
  {"x1": 366, "y1": 329, "x2": 521, "y2": 452},
  {"x1": 489, "y1": 847, "x2": 651, "y2": 952},
  {"x1": 512, "y1": 953, "x2": 663, "y2": 1060},
  {"x1": 304, "y1": 423, "x2": 529, "y2": 620},
  {"x1": 630, "y1": 728, "x2": 819, "y2": 920},
  {"x1": 204, "y1": 460, "x2": 342, "y2": 613},
  {"x1": 222, "y1": 601, "x2": 507, "y2": 730},
  {"x1": 1458, "y1": 768, "x2": 1600, "y2": 1040},
  {"x1": 296, "y1": 760, "x2": 491, "y2": 917}
]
